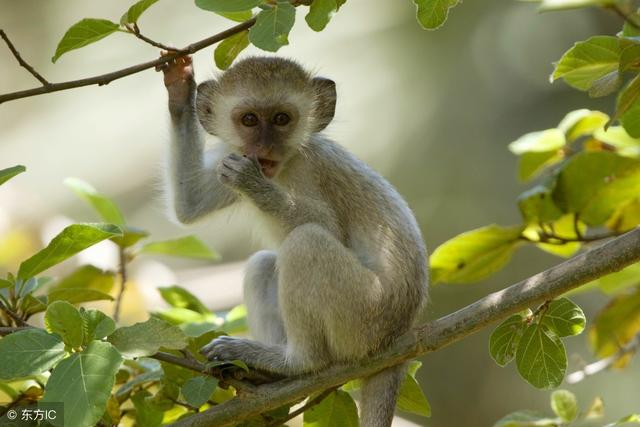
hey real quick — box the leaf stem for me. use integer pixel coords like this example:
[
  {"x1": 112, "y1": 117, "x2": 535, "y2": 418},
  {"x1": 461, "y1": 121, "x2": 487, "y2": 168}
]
[
  {"x1": 113, "y1": 246, "x2": 128, "y2": 323},
  {"x1": 266, "y1": 387, "x2": 338, "y2": 427},
  {"x1": 124, "y1": 23, "x2": 181, "y2": 52},
  {"x1": 0, "y1": 301, "x2": 29, "y2": 327}
]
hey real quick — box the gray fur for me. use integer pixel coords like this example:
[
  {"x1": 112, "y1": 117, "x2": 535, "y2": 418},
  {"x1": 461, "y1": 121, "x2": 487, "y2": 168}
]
[{"x1": 164, "y1": 56, "x2": 428, "y2": 426}]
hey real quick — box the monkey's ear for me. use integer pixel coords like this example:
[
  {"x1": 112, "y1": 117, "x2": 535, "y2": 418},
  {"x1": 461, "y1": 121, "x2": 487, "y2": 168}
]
[
  {"x1": 196, "y1": 80, "x2": 219, "y2": 135},
  {"x1": 311, "y1": 77, "x2": 336, "y2": 132}
]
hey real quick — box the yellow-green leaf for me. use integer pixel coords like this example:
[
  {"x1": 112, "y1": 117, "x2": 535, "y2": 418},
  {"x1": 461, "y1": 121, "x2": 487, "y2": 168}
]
[
  {"x1": 52, "y1": 19, "x2": 121, "y2": 63},
  {"x1": 430, "y1": 225, "x2": 524, "y2": 284},
  {"x1": 414, "y1": 0, "x2": 458, "y2": 30},
  {"x1": 214, "y1": 30, "x2": 250, "y2": 70}
]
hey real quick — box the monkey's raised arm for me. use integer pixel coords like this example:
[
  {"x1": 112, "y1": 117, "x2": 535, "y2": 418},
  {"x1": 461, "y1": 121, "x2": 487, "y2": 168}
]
[{"x1": 162, "y1": 55, "x2": 237, "y2": 224}]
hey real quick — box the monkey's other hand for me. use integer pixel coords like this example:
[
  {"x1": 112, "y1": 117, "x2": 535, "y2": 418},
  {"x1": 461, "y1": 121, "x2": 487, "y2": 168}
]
[
  {"x1": 156, "y1": 51, "x2": 194, "y2": 109},
  {"x1": 201, "y1": 336, "x2": 253, "y2": 363},
  {"x1": 217, "y1": 153, "x2": 266, "y2": 191}
]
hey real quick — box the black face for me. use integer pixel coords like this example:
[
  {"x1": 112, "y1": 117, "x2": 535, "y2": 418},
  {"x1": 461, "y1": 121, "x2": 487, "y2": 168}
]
[{"x1": 232, "y1": 103, "x2": 300, "y2": 178}]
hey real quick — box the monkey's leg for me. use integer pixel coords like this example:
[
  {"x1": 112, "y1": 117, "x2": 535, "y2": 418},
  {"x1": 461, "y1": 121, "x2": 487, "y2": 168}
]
[
  {"x1": 203, "y1": 224, "x2": 381, "y2": 375},
  {"x1": 244, "y1": 250, "x2": 285, "y2": 346}
]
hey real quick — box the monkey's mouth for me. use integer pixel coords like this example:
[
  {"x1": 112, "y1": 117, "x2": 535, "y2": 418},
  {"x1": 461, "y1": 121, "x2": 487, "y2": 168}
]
[{"x1": 258, "y1": 158, "x2": 280, "y2": 178}]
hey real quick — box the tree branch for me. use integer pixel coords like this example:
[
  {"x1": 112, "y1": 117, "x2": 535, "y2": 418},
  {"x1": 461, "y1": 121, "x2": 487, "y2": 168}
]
[
  {"x1": 0, "y1": 29, "x2": 50, "y2": 86},
  {"x1": 0, "y1": 326, "x2": 32, "y2": 336},
  {"x1": 0, "y1": 18, "x2": 256, "y2": 105},
  {"x1": 170, "y1": 227, "x2": 640, "y2": 427},
  {"x1": 125, "y1": 24, "x2": 181, "y2": 53},
  {"x1": 566, "y1": 330, "x2": 640, "y2": 384}
]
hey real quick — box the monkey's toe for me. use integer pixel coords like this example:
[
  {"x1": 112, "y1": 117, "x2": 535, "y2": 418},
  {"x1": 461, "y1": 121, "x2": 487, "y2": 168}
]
[{"x1": 201, "y1": 336, "x2": 248, "y2": 362}]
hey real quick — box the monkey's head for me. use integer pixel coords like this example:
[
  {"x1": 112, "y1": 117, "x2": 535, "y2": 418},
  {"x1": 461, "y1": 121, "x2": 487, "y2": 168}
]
[{"x1": 196, "y1": 57, "x2": 336, "y2": 178}]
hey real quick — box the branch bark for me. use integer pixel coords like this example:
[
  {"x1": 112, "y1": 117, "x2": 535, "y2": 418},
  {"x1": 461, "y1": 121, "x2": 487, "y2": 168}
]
[
  {"x1": 0, "y1": 18, "x2": 255, "y2": 105},
  {"x1": 170, "y1": 227, "x2": 640, "y2": 427}
]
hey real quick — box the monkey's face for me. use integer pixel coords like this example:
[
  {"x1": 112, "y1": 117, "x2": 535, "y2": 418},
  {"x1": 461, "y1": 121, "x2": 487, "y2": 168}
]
[
  {"x1": 195, "y1": 57, "x2": 337, "y2": 179},
  {"x1": 229, "y1": 101, "x2": 301, "y2": 178}
]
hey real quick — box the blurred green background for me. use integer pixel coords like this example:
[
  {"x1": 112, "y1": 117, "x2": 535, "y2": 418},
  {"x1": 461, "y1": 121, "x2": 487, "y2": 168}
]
[{"x1": 1, "y1": 0, "x2": 638, "y2": 425}]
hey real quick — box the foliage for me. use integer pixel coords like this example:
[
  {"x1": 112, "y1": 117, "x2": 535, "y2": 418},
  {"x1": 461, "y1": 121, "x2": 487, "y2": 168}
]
[
  {"x1": 0, "y1": 168, "x2": 431, "y2": 426},
  {"x1": 48, "y1": 0, "x2": 459, "y2": 69}
]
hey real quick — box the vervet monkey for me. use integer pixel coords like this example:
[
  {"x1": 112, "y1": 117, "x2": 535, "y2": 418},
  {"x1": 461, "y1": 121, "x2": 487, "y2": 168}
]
[{"x1": 159, "y1": 54, "x2": 428, "y2": 427}]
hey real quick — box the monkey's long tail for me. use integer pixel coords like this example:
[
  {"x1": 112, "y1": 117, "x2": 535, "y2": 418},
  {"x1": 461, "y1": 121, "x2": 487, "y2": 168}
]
[{"x1": 360, "y1": 363, "x2": 407, "y2": 427}]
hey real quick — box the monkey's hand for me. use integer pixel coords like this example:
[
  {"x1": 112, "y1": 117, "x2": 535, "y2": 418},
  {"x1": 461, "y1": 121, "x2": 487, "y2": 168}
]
[
  {"x1": 217, "y1": 153, "x2": 269, "y2": 193},
  {"x1": 156, "y1": 52, "x2": 195, "y2": 114}
]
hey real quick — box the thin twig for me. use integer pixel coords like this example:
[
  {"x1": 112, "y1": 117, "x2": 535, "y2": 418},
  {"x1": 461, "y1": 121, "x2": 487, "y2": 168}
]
[
  {"x1": 610, "y1": 4, "x2": 640, "y2": 30},
  {"x1": 566, "y1": 331, "x2": 640, "y2": 384},
  {"x1": 0, "y1": 301, "x2": 30, "y2": 327},
  {"x1": 0, "y1": 18, "x2": 256, "y2": 104},
  {"x1": 0, "y1": 326, "x2": 32, "y2": 336},
  {"x1": 0, "y1": 29, "x2": 50, "y2": 86},
  {"x1": 520, "y1": 230, "x2": 620, "y2": 245},
  {"x1": 125, "y1": 23, "x2": 181, "y2": 52},
  {"x1": 266, "y1": 387, "x2": 338, "y2": 427},
  {"x1": 113, "y1": 246, "x2": 128, "y2": 323}
]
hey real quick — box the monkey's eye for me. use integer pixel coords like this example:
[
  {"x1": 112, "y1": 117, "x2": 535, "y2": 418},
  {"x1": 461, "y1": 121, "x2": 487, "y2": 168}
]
[
  {"x1": 273, "y1": 112, "x2": 290, "y2": 126},
  {"x1": 241, "y1": 113, "x2": 258, "y2": 127}
]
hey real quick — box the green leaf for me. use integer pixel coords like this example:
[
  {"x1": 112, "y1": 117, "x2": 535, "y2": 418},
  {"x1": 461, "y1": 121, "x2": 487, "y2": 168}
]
[
  {"x1": 42, "y1": 341, "x2": 122, "y2": 427},
  {"x1": 195, "y1": 0, "x2": 262, "y2": 13},
  {"x1": 552, "y1": 151, "x2": 640, "y2": 226},
  {"x1": 524, "y1": 214, "x2": 583, "y2": 258},
  {"x1": 517, "y1": 151, "x2": 563, "y2": 182},
  {"x1": 617, "y1": 74, "x2": 640, "y2": 137},
  {"x1": 222, "y1": 303, "x2": 248, "y2": 334},
  {"x1": 108, "y1": 317, "x2": 188, "y2": 358},
  {"x1": 111, "y1": 225, "x2": 150, "y2": 248},
  {"x1": 429, "y1": 225, "x2": 524, "y2": 284},
  {"x1": 0, "y1": 165, "x2": 26, "y2": 186},
  {"x1": 509, "y1": 129, "x2": 566, "y2": 154},
  {"x1": 52, "y1": 19, "x2": 121, "y2": 63},
  {"x1": 214, "y1": 30, "x2": 250, "y2": 70},
  {"x1": 45, "y1": 301, "x2": 85, "y2": 348},
  {"x1": 551, "y1": 36, "x2": 621, "y2": 91},
  {"x1": 620, "y1": 44, "x2": 640, "y2": 72},
  {"x1": 81, "y1": 309, "x2": 116, "y2": 342},
  {"x1": 587, "y1": 70, "x2": 621, "y2": 98},
  {"x1": 489, "y1": 311, "x2": 530, "y2": 367},
  {"x1": 159, "y1": 286, "x2": 211, "y2": 315},
  {"x1": 413, "y1": 0, "x2": 458, "y2": 30},
  {"x1": 65, "y1": 178, "x2": 125, "y2": 225},
  {"x1": 396, "y1": 375, "x2": 431, "y2": 417},
  {"x1": 605, "y1": 414, "x2": 640, "y2": 427},
  {"x1": 18, "y1": 223, "x2": 122, "y2": 280},
  {"x1": 305, "y1": 0, "x2": 338, "y2": 31},
  {"x1": 557, "y1": 109, "x2": 609, "y2": 142},
  {"x1": 303, "y1": 390, "x2": 359, "y2": 427},
  {"x1": 550, "y1": 389, "x2": 578, "y2": 422},
  {"x1": 248, "y1": 1, "x2": 296, "y2": 52},
  {"x1": 215, "y1": 10, "x2": 254, "y2": 22},
  {"x1": 540, "y1": 298, "x2": 585, "y2": 337},
  {"x1": 515, "y1": 324, "x2": 567, "y2": 389},
  {"x1": 0, "y1": 329, "x2": 65, "y2": 380},
  {"x1": 589, "y1": 287, "x2": 640, "y2": 366},
  {"x1": 139, "y1": 235, "x2": 218, "y2": 260},
  {"x1": 131, "y1": 390, "x2": 163, "y2": 427},
  {"x1": 493, "y1": 411, "x2": 561, "y2": 427},
  {"x1": 518, "y1": 185, "x2": 563, "y2": 225},
  {"x1": 594, "y1": 126, "x2": 640, "y2": 157},
  {"x1": 48, "y1": 288, "x2": 114, "y2": 305},
  {"x1": 51, "y1": 265, "x2": 115, "y2": 294},
  {"x1": 181, "y1": 376, "x2": 218, "y2": 408},
  {"x1": 121, "y1": 0, "x2": 159, "y2": 25}
]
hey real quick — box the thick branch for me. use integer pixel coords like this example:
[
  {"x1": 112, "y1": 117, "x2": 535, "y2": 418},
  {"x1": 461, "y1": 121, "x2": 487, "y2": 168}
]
[
  {"x1": 171, "y1": 227, "x2": 640, "y2": 427},
  {"x1": 0, "y1": 18, "x2": 255, "y2": 104},
  {"x1": 0, "y1": 29, "x2": 50, "y2": 86}
]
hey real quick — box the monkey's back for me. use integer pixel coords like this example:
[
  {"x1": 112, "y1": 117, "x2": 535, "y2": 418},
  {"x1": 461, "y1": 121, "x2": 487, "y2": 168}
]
[{"x1": 295, "y1": 136, "x2": 428, "y2": 345}]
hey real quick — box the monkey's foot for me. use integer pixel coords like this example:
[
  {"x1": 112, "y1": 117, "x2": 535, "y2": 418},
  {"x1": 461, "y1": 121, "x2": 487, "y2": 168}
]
[
  {"x1": 201, "y1": 336, "x2": 288, "y2": 376},
  {"x1": 201, "y1": 336, "x2": 254, "y2": 362}
]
